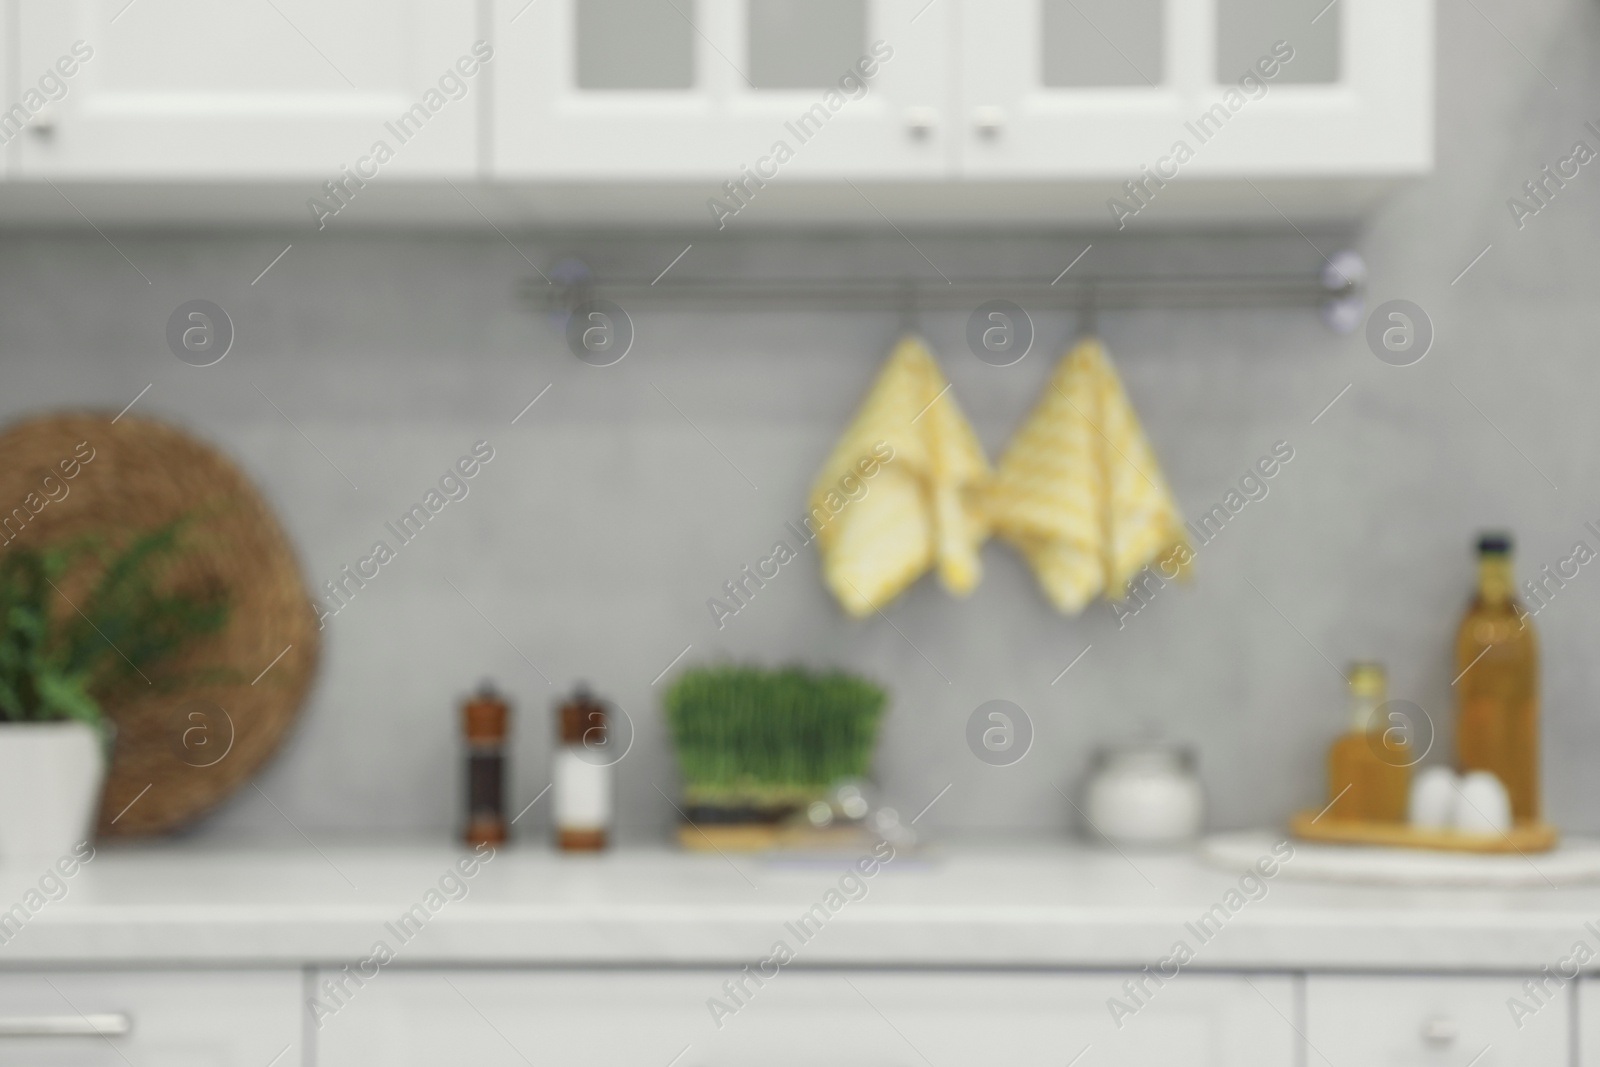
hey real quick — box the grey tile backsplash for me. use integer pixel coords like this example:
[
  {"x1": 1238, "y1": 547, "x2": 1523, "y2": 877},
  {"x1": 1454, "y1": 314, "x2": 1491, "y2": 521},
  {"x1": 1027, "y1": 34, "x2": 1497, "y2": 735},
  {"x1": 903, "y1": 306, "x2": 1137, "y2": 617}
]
[{"x1": 3, "y1": 0, "x2": 1598, "y2": 841}]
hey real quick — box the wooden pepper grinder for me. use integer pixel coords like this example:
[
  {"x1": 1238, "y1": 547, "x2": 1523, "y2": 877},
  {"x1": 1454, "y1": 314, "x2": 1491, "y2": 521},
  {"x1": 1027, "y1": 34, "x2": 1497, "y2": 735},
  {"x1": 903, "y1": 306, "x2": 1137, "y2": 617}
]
[
  {"x1": 554, "y1": 686, "x2": 612, "y2": 851},
  {"x1": 462, "y1": 684, "x2": 509, "y2": 847}
]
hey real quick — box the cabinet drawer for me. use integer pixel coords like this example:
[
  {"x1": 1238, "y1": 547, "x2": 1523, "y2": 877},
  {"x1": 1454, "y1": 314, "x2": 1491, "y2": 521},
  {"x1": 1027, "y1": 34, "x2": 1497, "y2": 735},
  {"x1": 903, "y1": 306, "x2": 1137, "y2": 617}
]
[
  {"x1": 0, "y1": 971, "x2": 301, "y2": 1067},
  {"x1": 317, "y1": 969, "x2": 1296, "y2": 1067},
  {"x1": 1307, "y1": 974, "x2": 1569, "y2": 1067}
]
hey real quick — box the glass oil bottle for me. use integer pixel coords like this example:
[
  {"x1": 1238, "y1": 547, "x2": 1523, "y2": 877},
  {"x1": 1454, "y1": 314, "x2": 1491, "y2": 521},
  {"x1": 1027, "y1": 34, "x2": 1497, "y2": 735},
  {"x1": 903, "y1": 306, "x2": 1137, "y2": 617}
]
[
  {"x1": 1325, "y1": 662, "x2": 1409, "y2": 821},
  {"x1": 1455, "y1": 533, "x2": 1539, "y2": 821}
]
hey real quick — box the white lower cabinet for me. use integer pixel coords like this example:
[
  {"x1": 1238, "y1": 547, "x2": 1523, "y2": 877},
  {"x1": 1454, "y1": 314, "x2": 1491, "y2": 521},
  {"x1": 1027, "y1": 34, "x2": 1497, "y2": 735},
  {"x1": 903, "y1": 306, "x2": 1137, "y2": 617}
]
[
  {"x1": 1306, "y1": 974, "x2": 1570, "y2": 1067},
  {"x1": 1, "y1": 967, "x2": 1578, "y2": 1066},
  {"x1": 314, "y1": 970, "x2": 1297, "y2": 1067},
  {"x1": 10, "y1": 966, "x2": 1578, "y2": 1066},
  {"x1": 1576, "y1": 977, "x2": 1600, "y2": 1066},
  {"x1": 0, "y1": 970, "x2": 302, "y2": 1067}
]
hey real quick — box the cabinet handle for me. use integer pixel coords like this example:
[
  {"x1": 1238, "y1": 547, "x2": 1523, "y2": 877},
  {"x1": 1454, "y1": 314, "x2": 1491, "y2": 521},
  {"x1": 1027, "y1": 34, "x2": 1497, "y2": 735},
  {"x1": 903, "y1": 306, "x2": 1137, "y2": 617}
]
[
  {"x1": 972, "y1": 106, "x2": 1005, "y2": 139},
  {"x1": 0, "y1": 1013, "x2": 132, "y2": 1037},
  {"x1": 905, "y1": 106, "x2": 938, "y2": 139},
  {"x1": 27, "y1": 109, "x2": 58, "y2": 138},
  {"x1": 1420, "y1": 1016, "x2": 1458, "y2": 1046}
]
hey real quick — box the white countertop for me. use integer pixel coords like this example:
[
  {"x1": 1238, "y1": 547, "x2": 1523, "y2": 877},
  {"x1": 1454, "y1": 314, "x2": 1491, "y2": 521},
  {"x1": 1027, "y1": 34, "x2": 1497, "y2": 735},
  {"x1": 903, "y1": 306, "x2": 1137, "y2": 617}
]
[{"x1": 3, "y1": 838, "x2": 1597, "y2": 972}]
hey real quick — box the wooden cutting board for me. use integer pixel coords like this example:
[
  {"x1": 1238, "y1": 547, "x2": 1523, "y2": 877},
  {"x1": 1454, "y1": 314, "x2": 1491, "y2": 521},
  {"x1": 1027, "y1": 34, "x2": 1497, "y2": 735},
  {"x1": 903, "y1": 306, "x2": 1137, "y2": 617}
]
[{"x1": 1290, "y1": 809, "x2": 1557, "y2": 853}]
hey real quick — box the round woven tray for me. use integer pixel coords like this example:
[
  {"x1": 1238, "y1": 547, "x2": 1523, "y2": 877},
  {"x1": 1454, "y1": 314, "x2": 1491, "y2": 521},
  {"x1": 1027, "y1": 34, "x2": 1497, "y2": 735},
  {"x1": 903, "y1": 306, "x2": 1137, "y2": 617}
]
[{"x1": 0, "y1": 412, "x2": 319, "y2": 836}]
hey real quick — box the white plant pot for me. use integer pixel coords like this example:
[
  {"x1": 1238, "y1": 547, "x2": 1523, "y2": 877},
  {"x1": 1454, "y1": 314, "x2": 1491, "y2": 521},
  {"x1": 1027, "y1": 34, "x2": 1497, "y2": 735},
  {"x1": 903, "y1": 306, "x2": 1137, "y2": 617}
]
[{"x1": 0, "y1": 721, "x2": 105, "y2": 865}]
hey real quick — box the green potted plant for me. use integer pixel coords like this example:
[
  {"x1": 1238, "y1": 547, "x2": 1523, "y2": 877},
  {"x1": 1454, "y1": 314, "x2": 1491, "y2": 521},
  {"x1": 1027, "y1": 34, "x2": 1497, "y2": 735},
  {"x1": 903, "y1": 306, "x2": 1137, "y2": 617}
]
[
  {"x1": 662, "y1": 664, "x2": 886, "y2": 850},
  {"x1": 0, "y1": 521, "x2": 228, "y2": 860}
]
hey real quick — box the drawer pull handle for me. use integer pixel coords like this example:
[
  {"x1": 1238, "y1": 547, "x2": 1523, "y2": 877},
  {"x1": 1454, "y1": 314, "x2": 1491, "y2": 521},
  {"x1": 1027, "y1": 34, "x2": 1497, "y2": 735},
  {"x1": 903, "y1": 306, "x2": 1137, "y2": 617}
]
[
  {"x1": 0, "y1": 1013, "x2": 132, "y2": 1037},
  {"x1": 1420, "y1": 1016, "x2": 1458, "y2": 1046}
]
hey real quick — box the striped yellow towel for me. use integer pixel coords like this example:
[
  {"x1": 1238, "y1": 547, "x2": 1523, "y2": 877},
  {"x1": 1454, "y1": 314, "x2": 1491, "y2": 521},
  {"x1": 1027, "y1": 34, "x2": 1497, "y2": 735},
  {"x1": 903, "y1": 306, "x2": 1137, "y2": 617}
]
[
  {"x1": 987, "y1": 337, "x2": 1189, "y2": 614},
  {"x1": 811, "y1": 335, "x2": 991, "y2": 616}
]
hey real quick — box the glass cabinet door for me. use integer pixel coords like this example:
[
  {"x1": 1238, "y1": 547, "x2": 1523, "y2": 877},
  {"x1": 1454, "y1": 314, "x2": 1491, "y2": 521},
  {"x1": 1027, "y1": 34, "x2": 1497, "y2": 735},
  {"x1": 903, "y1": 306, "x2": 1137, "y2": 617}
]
[
  {"x1": 494, "y1": 0, "x2": 952, "y2": 184},
  {"x1": 1215, "y1": 0, "x2": 1339, "y2": 84},
  {"x1": 747, "y1": 0, "x2": 870, "y2": 90},
  {"x1": 573, "y1": 0, "x2": 698, "y2": 90},
  {"x1": 1038, "y1": 0, "x2": 1166, "y2": 88},
  {"x1": 958, "y1": 0, "x2": 1429, "y2": 186}
]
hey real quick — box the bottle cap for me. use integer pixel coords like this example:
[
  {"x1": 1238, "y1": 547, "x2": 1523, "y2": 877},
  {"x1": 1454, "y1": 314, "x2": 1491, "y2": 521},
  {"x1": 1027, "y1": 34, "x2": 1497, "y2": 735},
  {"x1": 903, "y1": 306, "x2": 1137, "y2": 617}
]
[
  {"x1": 1477, "y1": 532, "x2": 1512, "y2": 555},
  {"x1": 1346, "y1": 661, "x2": 1386, "y2": 697}
]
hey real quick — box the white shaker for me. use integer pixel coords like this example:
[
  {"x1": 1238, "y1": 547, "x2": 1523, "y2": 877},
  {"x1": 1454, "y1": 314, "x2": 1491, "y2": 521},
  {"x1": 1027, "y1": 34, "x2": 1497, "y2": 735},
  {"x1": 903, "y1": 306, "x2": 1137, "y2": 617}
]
[
  {"x1": 1408, "y1": 765, "x2": 1459, "y2": 829},
  {"x1": 1454, "y1": 770, "x2": 1513, "y2": 834},
  {"x1": 553, "y1": 686, "x2": 613, "y2": 850}
]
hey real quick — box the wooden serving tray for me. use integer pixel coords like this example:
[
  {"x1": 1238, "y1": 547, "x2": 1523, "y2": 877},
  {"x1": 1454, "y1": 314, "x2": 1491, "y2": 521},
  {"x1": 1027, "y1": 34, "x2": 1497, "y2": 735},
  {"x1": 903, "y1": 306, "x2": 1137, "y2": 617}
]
[
  {"x1": 1290, "y1": 810, "x2": 1559, "y2": 853},
  {"x1": 677, "y1": 823, "x2": 873, "y2": 852}
]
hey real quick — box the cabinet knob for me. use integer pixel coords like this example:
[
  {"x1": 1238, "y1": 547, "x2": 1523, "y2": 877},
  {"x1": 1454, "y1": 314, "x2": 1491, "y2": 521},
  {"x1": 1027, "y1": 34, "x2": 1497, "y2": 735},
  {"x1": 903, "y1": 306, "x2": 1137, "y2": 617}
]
[
  {"x1": 905, "y1": 107, "x2": 938, "y2": 139},
  {"x1": 28, "y1": 109, "x2": 58, "y2": 138},
  {"x1": 1420, "y1": 1016, "x2": 1458, "y2": 1046},
  {"x1": 972, "y1": 106, "x2": 1005, "y2": 139}
]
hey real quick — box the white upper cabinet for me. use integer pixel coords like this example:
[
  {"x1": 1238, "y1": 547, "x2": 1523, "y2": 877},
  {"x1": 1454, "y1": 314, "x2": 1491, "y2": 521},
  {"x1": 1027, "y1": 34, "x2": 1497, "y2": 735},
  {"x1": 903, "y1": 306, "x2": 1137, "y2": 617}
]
[
  {"x1": 0, "y1": 14, "x2": 11, "y2": 177},
  {"x1": 958, "y1": 0, "x2": 1431, "y2": 179},
  {"x1": 493, "y1": 0, "x2": 953, "y2": 179},
  {"x1": 14, "y1": 0, "x2": 481, "y2": 178},
  {"x1": 0, "y1": 0, "x2": 1432, "y2": 222}
]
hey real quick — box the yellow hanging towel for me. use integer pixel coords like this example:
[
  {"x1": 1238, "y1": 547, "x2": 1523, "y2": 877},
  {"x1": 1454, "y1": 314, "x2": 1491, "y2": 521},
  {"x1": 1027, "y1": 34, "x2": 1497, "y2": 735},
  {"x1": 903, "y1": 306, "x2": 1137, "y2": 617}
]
[
  {"x1": 987, "y1": 336, "x2": 1189, "y2": 614},
  {"x1": 810, "y1": 336, "x2": 991, "y2": 616}
]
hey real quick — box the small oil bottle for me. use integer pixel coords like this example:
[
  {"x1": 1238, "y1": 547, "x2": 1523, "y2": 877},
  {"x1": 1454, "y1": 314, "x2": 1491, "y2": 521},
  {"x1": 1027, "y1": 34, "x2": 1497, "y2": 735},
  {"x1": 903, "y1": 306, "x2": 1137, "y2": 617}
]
[
  {"x1": 553, "y1": 686, "x2": 612, "y2": 851},
  {"x1": 1325, "y1": 662, "x2": 1409, "y2": 821},
  {"x1": 461, "y1": 684, "x2": 509, "y2": 847}
]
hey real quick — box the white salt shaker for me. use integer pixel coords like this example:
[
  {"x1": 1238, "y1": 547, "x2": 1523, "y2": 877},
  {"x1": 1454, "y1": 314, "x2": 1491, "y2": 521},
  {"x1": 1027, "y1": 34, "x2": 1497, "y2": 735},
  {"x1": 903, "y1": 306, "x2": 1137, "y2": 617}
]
[
  {"x1": 1408, "y1": 766, "x2": 1458, "y2": 829},
  {"x1": 1454, "y1": 770, "x2": 1513, "y2": 834}
]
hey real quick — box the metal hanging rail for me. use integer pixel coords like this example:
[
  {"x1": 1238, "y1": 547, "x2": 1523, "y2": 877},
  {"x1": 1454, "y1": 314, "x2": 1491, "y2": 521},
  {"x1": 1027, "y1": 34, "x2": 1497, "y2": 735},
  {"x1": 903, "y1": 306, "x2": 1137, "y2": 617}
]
[{"x1": 520, "y1": 253, "x2": 1364, "y2": 321}]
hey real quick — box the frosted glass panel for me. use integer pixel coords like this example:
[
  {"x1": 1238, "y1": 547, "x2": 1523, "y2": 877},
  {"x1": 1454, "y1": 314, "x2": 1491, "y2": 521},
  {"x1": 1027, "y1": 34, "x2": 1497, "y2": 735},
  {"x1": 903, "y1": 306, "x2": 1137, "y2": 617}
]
[
  {"x1": 1040, "y1": 0, "x2": 1164, "y2": 87},
  {"x1": 748, "y1": 0, "x2": 868, "y2": 89},
  {"x1": 576, "y1": 0, "x2": 695, "y2": 90},
  {"x1": 1216, "y1": 0, "x2": 1338, "y2": 83}
]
